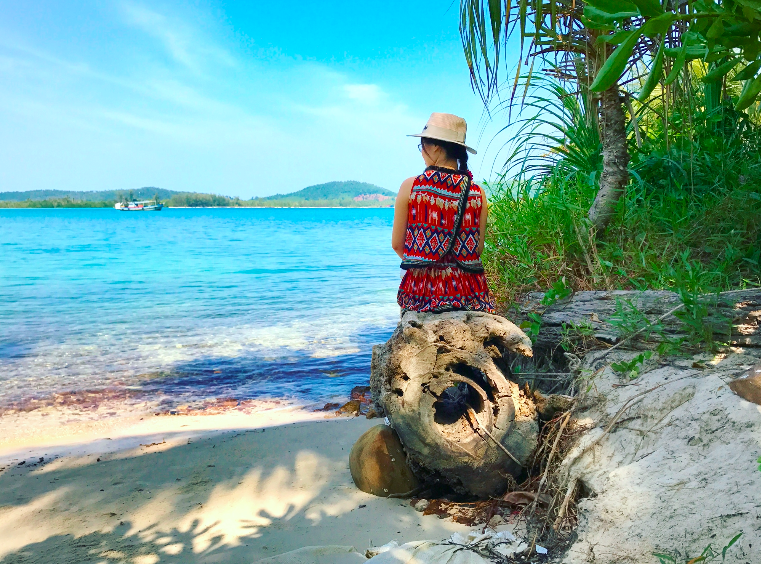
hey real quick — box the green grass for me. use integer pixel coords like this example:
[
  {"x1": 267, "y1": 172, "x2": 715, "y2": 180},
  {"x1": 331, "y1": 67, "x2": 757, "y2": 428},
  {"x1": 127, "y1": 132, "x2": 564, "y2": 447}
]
[{"x1": 482, "y1": 77, "x2": 761, "y2": 311}]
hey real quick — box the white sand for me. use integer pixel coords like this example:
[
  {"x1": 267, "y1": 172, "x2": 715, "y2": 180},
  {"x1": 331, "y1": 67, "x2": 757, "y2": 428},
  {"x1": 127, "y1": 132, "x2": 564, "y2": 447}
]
[
  {"x1": 0, "y1": 411, "x2": 470, "y2": 563},
  {"x1": 560, "y1": 347, "x2": 761, "y2": 564}
]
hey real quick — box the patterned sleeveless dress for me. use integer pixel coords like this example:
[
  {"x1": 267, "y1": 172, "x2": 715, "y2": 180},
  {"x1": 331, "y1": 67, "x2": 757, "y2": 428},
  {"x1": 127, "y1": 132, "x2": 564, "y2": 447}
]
[{"x1": 397, "y1": 166, "x2": 495, "y2": 313}]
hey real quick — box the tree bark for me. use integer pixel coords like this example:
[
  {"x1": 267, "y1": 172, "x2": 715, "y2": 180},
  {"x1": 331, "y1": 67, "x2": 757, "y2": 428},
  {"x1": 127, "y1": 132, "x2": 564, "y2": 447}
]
[
  {"x1": 588, "y1": 85, "x2": 630, "y2": 231},
  {"x1": 517, "y1": 289, "x2": 761, "y2": 353},
  {"x1": 370, "y1": 311, "x2": 537, "y2": 498}
]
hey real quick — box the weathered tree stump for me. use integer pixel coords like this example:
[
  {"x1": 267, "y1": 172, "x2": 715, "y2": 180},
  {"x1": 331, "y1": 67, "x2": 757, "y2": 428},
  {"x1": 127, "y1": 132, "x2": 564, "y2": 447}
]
[
  {"x1": 370, "y1": 311, "x2": 537, "y2": 498},
  {"x1": 518, "y1": 289, "x2": 761, "y2": 353}
]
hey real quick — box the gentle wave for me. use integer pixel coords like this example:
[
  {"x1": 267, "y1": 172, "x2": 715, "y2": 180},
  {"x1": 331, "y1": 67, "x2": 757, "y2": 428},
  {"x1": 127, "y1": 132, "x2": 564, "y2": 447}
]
[{"x1": 0, "y1": 208, "x2": 400, "y2": 411}]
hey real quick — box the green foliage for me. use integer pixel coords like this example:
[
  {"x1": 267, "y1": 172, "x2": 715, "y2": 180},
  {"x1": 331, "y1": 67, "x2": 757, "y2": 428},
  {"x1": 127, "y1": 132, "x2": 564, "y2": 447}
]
[
  {"x1": 0, "y1": 198, "x2": 113, "y2": 208},
  {"x1": 611, "y1": 351, "x2": 653, "y2": 379},
  {"x1": 0, "y1": 187, "x2": 175, "y2": 202},
  {"x1": 484, "y1": 72, "x2": 761, "y2": 314},
  {"x1": 493, "y1": 76, "x2": 602, "y2": 185},
  {"x1": 166, "y1": 193, "x2": 241, "y2": 207},
  {"x1": 608, "y1": 299, "x2": 665, "y2": 342},
  {"x1": 520, "y1": 312, "x2": 543, "y2": 345},
  {"x1": 542, "y1": 277, "x2": 573, "y2": 306},
  {"x1": 585, "y1": 1, "x2": 761, "y2": 111},
  {"x1": 653, "y1": 532, "x2": 742, "y2": 563}
]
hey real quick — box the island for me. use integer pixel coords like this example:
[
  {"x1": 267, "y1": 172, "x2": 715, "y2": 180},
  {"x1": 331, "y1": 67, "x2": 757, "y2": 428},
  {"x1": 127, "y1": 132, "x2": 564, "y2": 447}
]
[{"x1": 0, "y1": 181, "x2": 396, "y2": 209}]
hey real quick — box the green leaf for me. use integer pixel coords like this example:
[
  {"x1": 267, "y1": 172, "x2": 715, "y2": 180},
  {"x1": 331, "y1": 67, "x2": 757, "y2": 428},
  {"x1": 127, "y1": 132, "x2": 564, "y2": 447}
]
[
  {"x1": 638, "y1": 40, "x2": 665, "y2": 101},
  {"x1": 733, "y1": 60, "x2": 761, "y2": 81},
  {"x1": 488, "y1": 0, "x2": 502, "y2": 43},
  {"x1": 584, "y1": 6, "x2": 639, "y2": 23},
  {"x1": 665, "y1": 45, "x2": 708, "y2": 60},
  {"x1": 664, "y1": 41, "x2": 687, "y2": 85},
  {"x1": 707, "y1": 17, "x2": 725, "y2": 39},
  {"x1": 630, "y1": 0, "x2": 664, "y2": 17},
  {"x1": 722, "y1": 533, "x2": 743, "y2": 559},
  {"x1": 735, "y1": 0, "x2": 761, "y2": 11},
  {"x1": 590, "y1": 29, "x2": 639, "y2": 92},
  {"x1": 599, "y1": 29, "x2": 640, "y2": 45},
  {"x1": 585, "y1": 0, "x2": 638, "y2": 12},
  {"x1": 590, "y1": 13, "x2": 676, "y2": 92},
  {"x1": 703, "y1": 57, "x2": 741, "y2": 82},
  {"x1": 736, "y1": 73, "x2": 761, "y2": 110}
]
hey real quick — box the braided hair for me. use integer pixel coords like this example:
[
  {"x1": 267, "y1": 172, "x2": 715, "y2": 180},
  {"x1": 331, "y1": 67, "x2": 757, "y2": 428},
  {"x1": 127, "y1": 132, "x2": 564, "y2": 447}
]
[{"x1": 421, "y1": 137, "x2": 470, "y2": 177}]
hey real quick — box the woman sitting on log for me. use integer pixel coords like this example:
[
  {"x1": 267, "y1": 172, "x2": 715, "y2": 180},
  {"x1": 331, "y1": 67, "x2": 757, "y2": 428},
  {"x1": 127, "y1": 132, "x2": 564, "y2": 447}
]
[{"x1": 392, "y1": 112, "x2": 495, "y2": 313}]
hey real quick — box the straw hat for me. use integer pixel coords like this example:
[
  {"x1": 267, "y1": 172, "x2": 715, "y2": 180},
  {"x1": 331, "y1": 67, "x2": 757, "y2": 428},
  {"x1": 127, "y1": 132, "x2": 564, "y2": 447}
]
[{"x1": 408, "y1": 112, "x2": 477, "y2": 155}]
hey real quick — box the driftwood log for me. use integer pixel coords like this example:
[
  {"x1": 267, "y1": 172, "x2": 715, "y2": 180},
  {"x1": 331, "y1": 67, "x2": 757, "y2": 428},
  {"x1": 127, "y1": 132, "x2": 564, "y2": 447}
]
[
  {"x1": 370, "y1": 311, "x2": 537, "y2": 498},
  {"x1": 518, "y1": 289, "x2": 761, "y2": 354}
]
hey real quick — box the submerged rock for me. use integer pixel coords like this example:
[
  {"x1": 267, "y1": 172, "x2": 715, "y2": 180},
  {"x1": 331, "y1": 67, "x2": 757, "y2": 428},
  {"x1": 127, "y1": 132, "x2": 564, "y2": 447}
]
[
  {"x1": 349, "y1": 425, "x2": 420, "y2": 497},
  {"x1": 335, "y1": 400, "x2": 361, "y2": 417},
  {"x1": 370, "y1": 311, "x2": 537, "y2": 498}
]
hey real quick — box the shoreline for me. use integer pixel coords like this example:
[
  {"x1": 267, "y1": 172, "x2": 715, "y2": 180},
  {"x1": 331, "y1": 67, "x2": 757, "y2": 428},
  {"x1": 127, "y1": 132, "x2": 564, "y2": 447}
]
[
  {"x1": 0, "y1": 206, "x2": 395, "y2": 210},
  {"x1": 0, "y1": 399, "x2": 324, "y2": 466}
]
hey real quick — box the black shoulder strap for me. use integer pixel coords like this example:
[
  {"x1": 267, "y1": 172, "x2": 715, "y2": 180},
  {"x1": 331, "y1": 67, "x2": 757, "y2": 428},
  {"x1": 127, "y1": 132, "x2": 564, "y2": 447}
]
[{"x1": 440, "y1": 173, "x2": 471, "y2": 258}]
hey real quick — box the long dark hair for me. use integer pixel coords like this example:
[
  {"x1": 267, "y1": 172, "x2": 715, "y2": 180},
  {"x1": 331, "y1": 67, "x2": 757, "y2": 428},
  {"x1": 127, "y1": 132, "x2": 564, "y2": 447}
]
[{"x1": 421, "y1": 137, "x2": 469, "y2": 174}]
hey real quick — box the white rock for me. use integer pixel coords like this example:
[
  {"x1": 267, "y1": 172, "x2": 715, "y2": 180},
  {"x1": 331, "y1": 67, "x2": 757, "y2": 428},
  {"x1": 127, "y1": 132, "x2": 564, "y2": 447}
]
[{"x1": 413, "y1": 499, "x2": 429, "y2": 512}]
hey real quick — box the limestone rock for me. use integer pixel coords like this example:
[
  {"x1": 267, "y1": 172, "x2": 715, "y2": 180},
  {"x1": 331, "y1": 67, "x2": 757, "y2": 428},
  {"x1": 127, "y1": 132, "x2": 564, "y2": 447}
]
[
  {"x1": 728, "y1": 362, "x2": 761, "y2": 405},
  {"x1": 370, "y1": 311, "x2": 537, "y2": 498},
  {"x1": 349, "y1": 425, "x2": 420, "y2": 497}
]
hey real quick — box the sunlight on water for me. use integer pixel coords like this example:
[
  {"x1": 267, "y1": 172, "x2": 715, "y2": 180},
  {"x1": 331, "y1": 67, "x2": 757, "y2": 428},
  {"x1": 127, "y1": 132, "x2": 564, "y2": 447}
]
[{"x1": 0, "y1": 208, "x2": 400, "y2": 409}]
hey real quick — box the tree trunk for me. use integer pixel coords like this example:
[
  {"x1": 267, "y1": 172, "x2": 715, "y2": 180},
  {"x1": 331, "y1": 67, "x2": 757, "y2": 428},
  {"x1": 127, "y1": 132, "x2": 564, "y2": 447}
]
[
  {"x1": 516, "y1": 289, "x2": 761, "y2": 353},
  {"x1": 588, "y1": 85, "x2": 630, "y2": 231},
  {"x1": 370, "y1": 311, "x2": 537, "y2": 498}
]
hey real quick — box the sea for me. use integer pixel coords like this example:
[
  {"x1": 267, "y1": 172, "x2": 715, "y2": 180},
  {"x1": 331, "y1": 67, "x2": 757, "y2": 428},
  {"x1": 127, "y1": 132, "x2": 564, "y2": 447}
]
[{"x1": 0, "y1": 208, "x2": 401, "y2": 413}]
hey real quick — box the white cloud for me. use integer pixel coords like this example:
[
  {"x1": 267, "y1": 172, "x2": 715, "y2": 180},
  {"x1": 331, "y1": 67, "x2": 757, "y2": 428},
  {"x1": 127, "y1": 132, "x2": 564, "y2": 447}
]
[
  {"x1": 119, "y1": 2, "x2": 235, "y2": 72},
  {"x1": 343, "y1": 83, "x2": 385, "y2": 105}
]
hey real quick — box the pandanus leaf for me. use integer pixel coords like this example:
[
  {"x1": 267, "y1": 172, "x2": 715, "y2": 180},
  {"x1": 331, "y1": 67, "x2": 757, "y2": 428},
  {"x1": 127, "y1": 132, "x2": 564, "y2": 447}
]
[
  {"x1": 706, "y1": 18, "x2": 725, "y2": 39},
  {"x1": 519, "y1": 0, "x2": 528, "y2": 39},
  {"x1": 590, "y1": 13, "x2": 676, "y2": 92},
  {"x1": 488, "y1": 0, "x2": 502, "y2": 42},
  {"x1": 630, "y1": 0, "x2": 665, "y2": 17},
  {"x1": 638, "y1": 40, "x2": 665, "y2": 101},
  {"x1": 702, "y1": 57, "x2": 741, "y2": 82},
  {"x1": 733, "y1": 60, "x2": 761, "y2": 81},
  {"x1": 664, "y1": 41, "x2": 687, "y2": 85},
  {"x1": 736, "y1": 73, "x2": 761, "y2": 110},
  {"x1": 599, "y1": 29, "x2": 640, "y2": 45},
  {"x1": 584, "y1": 6, "x2": 639, "y2": 24},
  {"x1": 585, "y1": 0, "x2": 638, "y2": 12}
]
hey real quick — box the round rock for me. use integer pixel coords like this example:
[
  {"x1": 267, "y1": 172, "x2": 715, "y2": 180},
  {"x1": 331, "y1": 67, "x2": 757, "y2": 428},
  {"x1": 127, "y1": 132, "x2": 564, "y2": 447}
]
[{"x1": 349, "y1": 425, "x2": 419, "y2": 497}]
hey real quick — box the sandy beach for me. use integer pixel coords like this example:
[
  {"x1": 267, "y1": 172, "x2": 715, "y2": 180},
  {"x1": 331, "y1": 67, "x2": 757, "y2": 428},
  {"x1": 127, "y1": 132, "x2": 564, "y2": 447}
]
[{"x1": 0, "y1": 409, "x2": 470, "y2": 564}]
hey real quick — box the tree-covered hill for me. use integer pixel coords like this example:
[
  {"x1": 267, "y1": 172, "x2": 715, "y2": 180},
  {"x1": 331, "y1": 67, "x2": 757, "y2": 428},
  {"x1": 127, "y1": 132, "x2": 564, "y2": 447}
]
[
  {"x1": 258, "y1": 181, "x2": 394, "y2": 202},
  {"x1": 0, "y1": 188, "x2": 176, "y2": 202},
  {"x1": 0, "y1": 181, "x2": 395, "y2": 208}
]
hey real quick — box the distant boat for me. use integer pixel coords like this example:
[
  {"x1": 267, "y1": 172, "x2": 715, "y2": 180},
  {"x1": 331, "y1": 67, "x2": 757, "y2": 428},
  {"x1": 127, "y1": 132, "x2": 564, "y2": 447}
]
[{"x1": 114, "y1": 200, "x2": 164, "y2": 211}]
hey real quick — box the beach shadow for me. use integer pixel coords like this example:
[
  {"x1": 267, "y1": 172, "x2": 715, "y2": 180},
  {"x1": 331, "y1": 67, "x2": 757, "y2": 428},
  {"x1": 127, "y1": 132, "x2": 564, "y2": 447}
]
[
  {"x1": 0, "y1": 519, "x2": 228, "y2": 564},
  {"x1": 0, "y1": 417, "x2": 436, "y2": 563}
]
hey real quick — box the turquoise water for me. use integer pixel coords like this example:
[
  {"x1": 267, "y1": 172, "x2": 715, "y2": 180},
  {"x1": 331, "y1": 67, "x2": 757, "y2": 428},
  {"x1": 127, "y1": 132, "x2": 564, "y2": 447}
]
[{"x1": 0, "y1": 208, "x2": 400, "y2": 410}]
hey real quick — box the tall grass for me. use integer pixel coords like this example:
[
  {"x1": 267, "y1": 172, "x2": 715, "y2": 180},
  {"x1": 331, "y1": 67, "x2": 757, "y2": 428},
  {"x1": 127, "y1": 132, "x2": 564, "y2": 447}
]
[{"x1": 483, "y1": 74, "x2": 761, "y2": 309}]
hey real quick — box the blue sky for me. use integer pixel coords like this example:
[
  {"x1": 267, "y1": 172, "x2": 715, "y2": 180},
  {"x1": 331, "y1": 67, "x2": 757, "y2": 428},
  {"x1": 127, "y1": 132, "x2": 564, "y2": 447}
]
[{"x1": 0, "y1": 1, "x2": 516, "y2": 197}]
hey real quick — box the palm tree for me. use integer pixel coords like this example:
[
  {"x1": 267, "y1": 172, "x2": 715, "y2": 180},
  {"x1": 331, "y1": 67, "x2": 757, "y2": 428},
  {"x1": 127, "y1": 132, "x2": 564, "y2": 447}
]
[
  {"x1": 460, "y1": 1, "x2": 761, "y2": 231},
  {"x1": 460, "y1": 0, "x2": 635, "y2": 231}
]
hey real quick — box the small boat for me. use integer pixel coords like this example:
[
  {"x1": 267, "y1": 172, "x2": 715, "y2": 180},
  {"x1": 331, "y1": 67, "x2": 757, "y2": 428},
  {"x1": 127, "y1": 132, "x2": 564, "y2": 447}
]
[{"x1": 114, "y1": 200, "x2": 164, "y2": 211}]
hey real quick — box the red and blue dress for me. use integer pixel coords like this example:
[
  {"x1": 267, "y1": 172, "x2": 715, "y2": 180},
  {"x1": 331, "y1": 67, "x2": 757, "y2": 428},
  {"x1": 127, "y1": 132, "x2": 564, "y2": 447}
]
[{"x1": 398, "y1": 167, "x2": 495, "y2": 313}]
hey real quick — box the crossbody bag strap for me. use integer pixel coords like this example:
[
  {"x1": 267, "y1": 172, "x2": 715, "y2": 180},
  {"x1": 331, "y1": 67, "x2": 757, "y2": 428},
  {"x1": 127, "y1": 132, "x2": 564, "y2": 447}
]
[{"x1": 440, "y1": 174, "x2": 471, "y2": 258}]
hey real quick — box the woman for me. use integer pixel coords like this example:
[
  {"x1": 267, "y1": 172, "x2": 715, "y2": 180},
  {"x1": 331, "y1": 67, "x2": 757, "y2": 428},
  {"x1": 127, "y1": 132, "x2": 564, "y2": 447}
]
[{"x1": 392, "y1": 112, "x2": 495, "y2": 313}]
